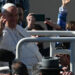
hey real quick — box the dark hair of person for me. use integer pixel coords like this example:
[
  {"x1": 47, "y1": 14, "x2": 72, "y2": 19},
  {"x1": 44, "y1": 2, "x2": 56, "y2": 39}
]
[
  {"x1": 6, "y1": 0, "x2": 14, "y2": 3},
  {"x1": 66, "y1": 21, "x2": 75, "y2": 30},
  {"x1": 0, "y1": 49, "x2": 15, "y2": 75},
  {"x1": 0, "y1": 49, "x2": 15, "y2": 62},
  {"x1": 16, "y1": 3, "x2": 24, "y2": 11},
  {"x1": 12, "y1": 60, "x2": 29, "y2": 75},
  {"x1": 39, "y1": 69, "x2": 60, "y2": 75},
  {"x1": 67, "y1": 21, "x2": 75, "y2": 25}
]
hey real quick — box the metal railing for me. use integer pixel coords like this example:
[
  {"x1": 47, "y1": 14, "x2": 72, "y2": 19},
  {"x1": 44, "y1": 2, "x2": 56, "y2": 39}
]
[
  {"x1": 27, "y1": 31, "x2": 75, "y2": 36},
  {"x1": 16, "y1": 31, "x2": 75, "y2": 74}
]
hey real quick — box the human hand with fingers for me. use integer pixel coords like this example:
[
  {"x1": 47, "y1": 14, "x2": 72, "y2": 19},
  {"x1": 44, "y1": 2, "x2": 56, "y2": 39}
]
[
  {"x1": 0, "y1": 16, "x2": 6, "y2": 35},
  {"x1": 26, "y1": 13, "x2": 36, "y2": 29},
  {"x1": 62, "y1": 0, "x2": 70, "y2": 7}
]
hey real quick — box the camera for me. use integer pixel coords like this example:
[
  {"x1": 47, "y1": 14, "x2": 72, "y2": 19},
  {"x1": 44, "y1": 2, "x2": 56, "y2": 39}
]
[{"x1": 33, "y1": 14, "x2": 45, "y2": 21}]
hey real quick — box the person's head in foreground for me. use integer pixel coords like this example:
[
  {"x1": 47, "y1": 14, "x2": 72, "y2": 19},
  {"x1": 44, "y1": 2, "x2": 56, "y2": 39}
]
[
  {"x1": 12, "y1": 60, "x2": 29, "y2": 75},
  {"x1": 38, "y1": 57, "x2": 61, "y2": 75}
]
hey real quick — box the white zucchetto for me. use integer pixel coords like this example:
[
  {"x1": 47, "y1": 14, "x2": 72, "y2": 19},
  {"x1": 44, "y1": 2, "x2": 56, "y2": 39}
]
[{"x1": 1, "y1": 3, "x2": 16, "y2": 13}]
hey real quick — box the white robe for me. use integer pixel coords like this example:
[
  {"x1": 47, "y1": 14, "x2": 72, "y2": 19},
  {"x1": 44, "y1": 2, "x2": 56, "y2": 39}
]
[{"x1": 0, "y1": 25, "x2": 42, "y2": 75}]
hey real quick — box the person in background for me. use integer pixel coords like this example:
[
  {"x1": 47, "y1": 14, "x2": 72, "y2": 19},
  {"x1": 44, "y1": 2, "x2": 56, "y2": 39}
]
[
  {"x1": 66, "y1": 21, "x2": 75, "y2": 31},
  {"x1": 61, "y1": 21, "x2": 75, "y2": 49},
  {"x1": 26, "y1": 13, "x2": 36, "y2": 30},
  {"x1": 56, "y1": 0, "x2": 70, "y2": 48},
  {"x1": 56, "y1": 54, "x2": 74, "y2": 75},
  {"x1": 26, "y1": 13, "x2": 50, "y2": 57},
  {"x1": 61, "y1": 66, "x2": 73, "y2": 75},
  {"x1": 57, "y1": 0, "x2": 70, "y2": 30},
  {"x1": 38, "y1": 57, "x2": 61, "y2": 75},
  {"x1": 16, "y1": 4, "x2": 26, "y2": 28},
  {"x1": 60, "y1": 21, "x2": 75, "y2": 74},
  {"x1": 44, "y1": 0, "x2": 70, "y2": 30}
]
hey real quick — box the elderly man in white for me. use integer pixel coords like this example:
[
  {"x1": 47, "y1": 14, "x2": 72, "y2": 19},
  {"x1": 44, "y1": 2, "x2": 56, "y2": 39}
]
[{"x1": 0, "y1": 3, "x2": 42, "y2": 75}]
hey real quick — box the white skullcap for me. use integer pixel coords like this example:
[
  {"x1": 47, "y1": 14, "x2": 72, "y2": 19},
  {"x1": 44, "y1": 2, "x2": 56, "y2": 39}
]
[{"x1": 1, "y1": 3, "x2": 16, "y2": 13}]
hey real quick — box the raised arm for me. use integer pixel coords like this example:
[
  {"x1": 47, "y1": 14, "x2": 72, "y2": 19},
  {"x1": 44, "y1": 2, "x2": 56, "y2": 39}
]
[
  {"x1": 57, "y1": 0, "x2": 70, "y2": 30},
  {"x1": 44, "y1": 20, "x2": 61, "y2": 30},
  {"x1": 0, "y1": 16, "x2": 5, "y2": 36},
  {"x1": 25, "y1": 13, "x2": 36, "y2": 30},
  {"x1": 62, "y1": 0, "x2": 70, "y2": 7}
]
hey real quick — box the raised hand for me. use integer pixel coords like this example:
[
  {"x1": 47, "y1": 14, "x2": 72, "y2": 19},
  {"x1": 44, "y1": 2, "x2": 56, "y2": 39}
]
[
  {"x1": 26, "y1": 14, "x2": 36, "y2": 29},
  {"x1": 0, "y1": 16, "x2": 6, "y2": 35},
  {"x1": 62, "y1": 0, "x2": 70, "y2": 6}
]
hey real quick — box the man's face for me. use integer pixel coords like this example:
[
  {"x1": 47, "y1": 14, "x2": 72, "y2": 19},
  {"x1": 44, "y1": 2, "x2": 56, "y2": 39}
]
[
  {"x1": 4, "y1": 6, "x2": 18, "y2": 29},
  {"x1": 26, "y1": 15, "x2": 36, "y2": 25},
  {"x1": 17, "y1": 7, "x2": 24, "y2": 22}
]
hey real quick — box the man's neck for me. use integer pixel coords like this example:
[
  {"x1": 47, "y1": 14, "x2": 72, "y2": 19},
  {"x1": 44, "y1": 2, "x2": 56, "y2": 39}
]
[{"x1": 5, "y1": 23, "x2": 16, "y2": 29}]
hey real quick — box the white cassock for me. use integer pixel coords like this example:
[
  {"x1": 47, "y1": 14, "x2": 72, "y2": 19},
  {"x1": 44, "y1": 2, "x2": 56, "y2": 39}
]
[{"x1": 0, "y1": 25, "x2": 42, "y2": 75}]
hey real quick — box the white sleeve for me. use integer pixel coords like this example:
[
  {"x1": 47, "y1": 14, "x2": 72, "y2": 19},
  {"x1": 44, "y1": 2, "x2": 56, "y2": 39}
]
[{"x1": 59, "y1": 6, "x2": 67, "y2": 13}]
